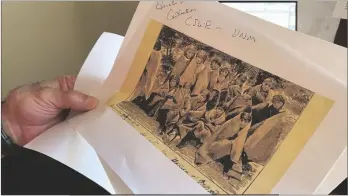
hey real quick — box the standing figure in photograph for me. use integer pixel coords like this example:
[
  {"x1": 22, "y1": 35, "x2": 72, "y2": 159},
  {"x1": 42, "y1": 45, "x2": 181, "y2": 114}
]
[
  {"x1": 144, "y1": 40, "x2": 163, "y2": 100},
  {"x1": 179, "y1": 50, "x2": 209, "y2": 94},
  {"x1": 194, "y1": 112, "x2": 252, "y2": 180},
  {"x1": 171, "y1": 45, "x2": 196, "y2": 78},
  {"x1": 130, "y1": 40, "x2": 163, "y2": 103},
  {"x1": 249, "y1": 77, "x2": 276, "y2": 106},
  {"x1": 146, "y1": 75, "x2": 180, "y2": 117},
  {"x1": 176, "y1": 106, "x2": 226, "y2": 149}
]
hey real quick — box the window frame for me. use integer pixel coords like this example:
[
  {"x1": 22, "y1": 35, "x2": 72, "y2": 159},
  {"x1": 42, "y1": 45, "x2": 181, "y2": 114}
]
[{"x1": 219, "y1": 1, "x2": 298, "y2": 31}]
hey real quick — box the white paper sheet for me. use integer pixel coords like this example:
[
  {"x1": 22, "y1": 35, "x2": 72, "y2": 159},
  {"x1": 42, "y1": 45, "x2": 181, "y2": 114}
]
[
  {"x1": 74, "y1": 32, "x2": 123, "y2": 97},
  {"x1": 95, "y1": 2, "x2": 156, "y2": 103},
  {"x1": 314, "y1": 148, "x2": 347, "y2": 194},
  {"x1": 25, "y1": 32, "x2": 125, "y2": 194},
  {"x1": 25, "y1": 119, "x2": 115, "y2": 194},
  {"x1": 79, "y1": 1, "x2": 347, "y2": 194},
  {"x1": 77, "y1": 106, "x2": 208, "y2": 194}
]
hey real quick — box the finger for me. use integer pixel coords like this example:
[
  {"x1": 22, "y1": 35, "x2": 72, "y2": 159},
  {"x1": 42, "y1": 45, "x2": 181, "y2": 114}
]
[
  {"x1": 57, "y1": 75, "x2": 77, "y2": 91},
  {"x1": 44, "y1": 88, "x2": 98, "y2": 111},
  {"x1": 39, "y1": 75, "x2": 77, "y2": 91},
  {"x1": 39, "y1": 79, "x2": 60, "y2": 89}
]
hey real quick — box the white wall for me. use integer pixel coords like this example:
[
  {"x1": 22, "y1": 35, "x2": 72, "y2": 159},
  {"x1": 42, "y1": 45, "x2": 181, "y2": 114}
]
[{"x1": 1, "y1": 2, "x2": 138, "y2": 98}]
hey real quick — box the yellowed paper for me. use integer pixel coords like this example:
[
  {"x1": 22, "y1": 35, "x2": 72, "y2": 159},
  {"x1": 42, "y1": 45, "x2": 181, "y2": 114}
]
[{"x1": 106, "y1": 19, "x2": 334, "y2": 194}]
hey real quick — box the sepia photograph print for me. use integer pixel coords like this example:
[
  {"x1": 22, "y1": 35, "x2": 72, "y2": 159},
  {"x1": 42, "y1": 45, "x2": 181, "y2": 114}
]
[{"x1": 110, "y1": 21, "x2": 324, "y2": 194}]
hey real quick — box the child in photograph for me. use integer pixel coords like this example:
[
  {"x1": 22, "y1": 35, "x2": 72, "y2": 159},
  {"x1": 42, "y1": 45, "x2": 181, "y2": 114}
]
[
  {"x1": 214, "y1": 66, "x2": 231, "y2": 104},
  {"x1": 176, "y1": 106, "x2": 226, "y2": 149},
  {"x1": 248, "y1": 94, "x2": 286, "y2": 136},
  {"x1": 249, "y1": 77, "x2": 276, "y2": 106},
  {"x1": 160, "y1": 83, "x2": 192, "y2": 136},
  {"x1": 216, "y1": 66, "x2": 230, "y2": 90},
  {"x1": 220, "y1": 60, "x2": 232, "y2": 70},
  {"x1": 243, "y1": 94, "x2": 286, "y2": 162},
  {"x1": 171, "y1": 45, "x2": 196, "y2": 78},
  {"x1": 179, "y1": 50, "x2": 209, "y2": 93},
  {"x1": 173, "y1": 89, "x2": 210, "y2": 143},
  {"x1": 207, "y1": 56, "x2": 222, "y2": 90},
  {"x1": 226, "y1": 74, "x2": 248, "y2": 101},
  {"x1": 172, "y1": 48, "x2": 184, "y2": 63},
  {"x1": 224, "y1": 87, "x2": 253, "y2": 121},
  {"x1": 146, "y1": 75, "x2": 180, "y2": 117},
  {"x1": 161, "y1": 96, "x2": 191, "y2": 138},
  {"x1": 194, "y1": 112, "x2": 252, "y2": 181},
  {"x1": 151, "y1": 66, "x2": 171, "y2": 94},
  {"x1": 241, "y1": 75, "x2": 256, "y2": 93},
  {"x1": 220, "y1": 60, "x2": 237, "y2": 82}
]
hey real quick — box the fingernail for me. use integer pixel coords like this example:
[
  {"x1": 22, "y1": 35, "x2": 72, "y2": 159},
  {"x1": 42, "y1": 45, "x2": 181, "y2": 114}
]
[{"x1": 85, "y1": 96, "x2": 98, "y2": 108}]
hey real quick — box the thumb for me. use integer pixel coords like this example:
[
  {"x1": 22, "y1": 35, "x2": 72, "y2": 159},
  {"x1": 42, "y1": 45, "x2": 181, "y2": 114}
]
[{"x1": 47, "y1": 89, "x2": 98, "y2": 111}]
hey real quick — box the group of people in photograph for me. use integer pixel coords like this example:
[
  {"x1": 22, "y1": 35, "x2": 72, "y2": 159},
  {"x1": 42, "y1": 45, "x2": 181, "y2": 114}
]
[{"x1": 128, "y1": 37, "x2": 287, "y2": 181}]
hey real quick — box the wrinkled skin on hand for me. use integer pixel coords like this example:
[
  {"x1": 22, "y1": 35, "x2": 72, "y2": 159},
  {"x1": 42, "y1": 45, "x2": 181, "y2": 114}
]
[{"x1": 1, "y1": 75, "x2": 98, "y2": 146}]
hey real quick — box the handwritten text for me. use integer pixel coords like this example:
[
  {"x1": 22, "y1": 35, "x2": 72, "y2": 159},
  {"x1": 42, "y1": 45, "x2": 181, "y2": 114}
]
[
  {"x1": 185, "y1": 16, "x2": 222, "y2": 30},
  {"x1": 166, "y1": 8, "x2": 197, "y2": 20},
  {"x1": 156, "y1": 0, "x2": 184, "y2": 10},
  {"x1": 171, "y1": 158, "x2": 220, "y2": 194},
  {"x1": 232, "y1": 28, "x2": 256, "y2": 43}
]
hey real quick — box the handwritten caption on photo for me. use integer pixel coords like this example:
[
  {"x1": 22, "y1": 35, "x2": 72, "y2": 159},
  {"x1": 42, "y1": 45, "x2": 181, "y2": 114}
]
[{"x1": 155, "y1": 0, "x2": 256, "y2": 43}]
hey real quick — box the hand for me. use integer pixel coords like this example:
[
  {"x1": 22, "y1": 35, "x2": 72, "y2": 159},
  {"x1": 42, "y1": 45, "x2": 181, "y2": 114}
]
[{"x1": 1, "y1": 75, "x2": 98, "y2": 146}]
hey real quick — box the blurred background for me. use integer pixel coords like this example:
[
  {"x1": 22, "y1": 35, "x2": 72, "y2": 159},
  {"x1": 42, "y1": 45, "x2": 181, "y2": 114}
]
[
  {"x1": 0, "y1": 0, "x2": 343, "y2": 98},
  {"x1": 1, "y1": 1, "x2": 138, "y2": 98}
]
